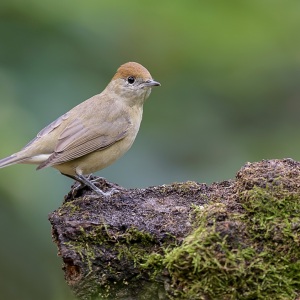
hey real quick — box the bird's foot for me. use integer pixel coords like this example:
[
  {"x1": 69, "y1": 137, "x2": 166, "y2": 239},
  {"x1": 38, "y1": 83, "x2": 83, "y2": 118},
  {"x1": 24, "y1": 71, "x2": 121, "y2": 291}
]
[
  {"x1": 71, "y1": 181, "x2": 117, "y2": 198},
  {"x1": 84, "y1": 174, "x2": 118, "y2": 196},
  {"x1": 76, "y1": 174, "x2": 118, "y2": 197},
  {"x1": 93, "y1": 187, "x2": 117, "y2": 197},
  {"x1": 62, "y1": 172, "x2": 119, "y2": 198}
]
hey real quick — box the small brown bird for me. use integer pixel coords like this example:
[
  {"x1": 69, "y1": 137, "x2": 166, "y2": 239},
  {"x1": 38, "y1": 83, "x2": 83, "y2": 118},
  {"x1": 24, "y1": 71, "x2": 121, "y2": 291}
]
[{"x1": 0, "y1": 62, "x2": 160, "y2": 196}]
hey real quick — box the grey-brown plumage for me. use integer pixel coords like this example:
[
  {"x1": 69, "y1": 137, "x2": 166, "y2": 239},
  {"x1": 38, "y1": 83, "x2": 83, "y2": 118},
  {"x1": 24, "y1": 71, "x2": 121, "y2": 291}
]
[{"x1": 0, "y1": 62, "x2": 160, "y2": 196}]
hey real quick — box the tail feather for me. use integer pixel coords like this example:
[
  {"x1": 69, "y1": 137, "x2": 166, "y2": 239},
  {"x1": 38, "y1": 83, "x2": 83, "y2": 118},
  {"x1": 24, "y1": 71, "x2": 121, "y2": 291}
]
[{"x1": 0, "y1": 154, "x2": 29, "y2": 168}]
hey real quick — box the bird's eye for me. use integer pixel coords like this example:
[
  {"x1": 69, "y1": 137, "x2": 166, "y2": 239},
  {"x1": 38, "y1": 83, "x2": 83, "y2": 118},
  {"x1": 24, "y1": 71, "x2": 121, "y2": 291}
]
[{"x1": 127, "y1": 76, "x2": 135, "y2": 84}]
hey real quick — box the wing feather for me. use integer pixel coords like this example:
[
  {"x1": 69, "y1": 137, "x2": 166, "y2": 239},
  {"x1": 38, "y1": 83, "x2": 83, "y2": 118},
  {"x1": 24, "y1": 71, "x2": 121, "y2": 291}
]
[
  {"x1": 37, "y1": 112, "x2": 131, "y2": 169},
  {"x1": 22, "y1": 113, "x2": 69, "y2": 150}
]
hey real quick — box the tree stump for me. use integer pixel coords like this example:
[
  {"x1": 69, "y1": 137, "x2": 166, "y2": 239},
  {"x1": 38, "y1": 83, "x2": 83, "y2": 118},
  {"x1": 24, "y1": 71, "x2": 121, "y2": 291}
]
[{"x1": 49, "y1": 159, "x2": 300, "y2": 300}]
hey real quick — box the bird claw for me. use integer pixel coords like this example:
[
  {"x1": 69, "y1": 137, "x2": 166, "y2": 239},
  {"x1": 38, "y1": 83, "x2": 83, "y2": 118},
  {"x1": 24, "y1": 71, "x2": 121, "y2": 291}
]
[
  {"x1": 70, "y1": 175, "x2": 119, "y2": 198},
  {"x1": 94, "y1": 187, "x2": 118, "y2": 197}
]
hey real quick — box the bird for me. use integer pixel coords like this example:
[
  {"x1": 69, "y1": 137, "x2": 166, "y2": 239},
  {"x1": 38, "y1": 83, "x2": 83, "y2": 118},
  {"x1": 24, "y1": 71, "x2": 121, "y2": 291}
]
[{"x1": 0, "y1": 62, "x2": 160, "y2": 196}]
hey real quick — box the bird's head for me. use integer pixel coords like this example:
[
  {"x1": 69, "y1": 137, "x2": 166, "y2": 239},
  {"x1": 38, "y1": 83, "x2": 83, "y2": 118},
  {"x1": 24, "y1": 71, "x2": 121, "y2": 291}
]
[{"x1": 107, "y1": 62, "x2": 160, "y2": 105}]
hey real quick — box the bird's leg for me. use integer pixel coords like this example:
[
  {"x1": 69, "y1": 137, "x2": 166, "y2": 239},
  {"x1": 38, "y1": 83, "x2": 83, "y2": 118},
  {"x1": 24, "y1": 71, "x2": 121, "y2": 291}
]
[
  {"x1": 76, "y1": 174, "x2": 114, "y2": 196},
  {"x1": 61, "y1": 173, "x2": 115, "y2": 197},
  {"x1": 86, "y1": 173, "x2": 105, "y2": 183}
]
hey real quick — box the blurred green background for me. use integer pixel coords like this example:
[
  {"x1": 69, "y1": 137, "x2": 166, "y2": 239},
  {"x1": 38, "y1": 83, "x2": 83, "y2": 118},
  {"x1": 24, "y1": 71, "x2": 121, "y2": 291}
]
[{"x1": 1, "y1": 0, "x2": 300, "y2": 299}]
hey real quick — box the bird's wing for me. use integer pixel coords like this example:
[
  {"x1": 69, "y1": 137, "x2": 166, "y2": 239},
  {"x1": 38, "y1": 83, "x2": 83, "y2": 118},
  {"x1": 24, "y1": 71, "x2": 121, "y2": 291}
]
[
  {"x1": 37, "y1": 112, "x2": 131, "y2": 169},
  {"x1": 22, "y1": 113, "x2": 69, "y2": 150}
]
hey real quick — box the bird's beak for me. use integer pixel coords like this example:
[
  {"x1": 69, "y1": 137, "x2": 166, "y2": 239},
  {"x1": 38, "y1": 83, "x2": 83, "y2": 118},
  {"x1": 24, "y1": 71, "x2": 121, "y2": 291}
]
[{"x1": 143, "y1": 79, "x2": 161, "y2": 87}]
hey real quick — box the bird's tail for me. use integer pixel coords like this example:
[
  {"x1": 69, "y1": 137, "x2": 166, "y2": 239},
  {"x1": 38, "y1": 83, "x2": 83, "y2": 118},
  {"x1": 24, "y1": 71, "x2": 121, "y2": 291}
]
[{"x1": 0, "y1": 154, "x2": 28, "y2": 168}]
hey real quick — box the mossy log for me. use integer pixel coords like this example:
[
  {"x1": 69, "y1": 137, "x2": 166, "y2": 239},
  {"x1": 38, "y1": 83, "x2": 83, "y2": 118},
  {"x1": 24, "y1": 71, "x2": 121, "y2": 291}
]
[{"x1": 49, "y1": 159, "x2": 300, "y2": 300}]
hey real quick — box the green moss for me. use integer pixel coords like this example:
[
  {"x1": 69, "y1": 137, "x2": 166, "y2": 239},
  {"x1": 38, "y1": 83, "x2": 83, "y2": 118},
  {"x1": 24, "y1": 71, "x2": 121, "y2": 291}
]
[
  {"x1": 120, "y1": 227, "x2": 155, "y2": 244},
  {"x1": 57, "y1": 201, "x2": 80, "y2": 216},
  {"x1": 140, "y1": 186, "x2": 300, "y2": 299},
  {"x1": 241, "y1": 186, "x2": 300, "y2": 243},
  {"x1": 64, "y1": 226, "x2": 97, "y2": 272},
  {"x1": 116, "y1": 228, "x2": 157, "y2": 268},
  {"x1": 63, "y1": 223, "x2": 160, "y2": 275}
]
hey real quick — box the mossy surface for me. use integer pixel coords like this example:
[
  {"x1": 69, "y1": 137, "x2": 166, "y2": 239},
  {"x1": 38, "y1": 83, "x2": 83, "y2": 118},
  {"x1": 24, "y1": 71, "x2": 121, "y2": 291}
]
[
  {"x1": 140, "y1": 159, "x2": 300, "y2": 299},
  {"x1": 150, "y1": 189, "x2": 300, "y2": 299},
  {"x1": 49, "y1": 159, "x2": 300, "y2": 299}
]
